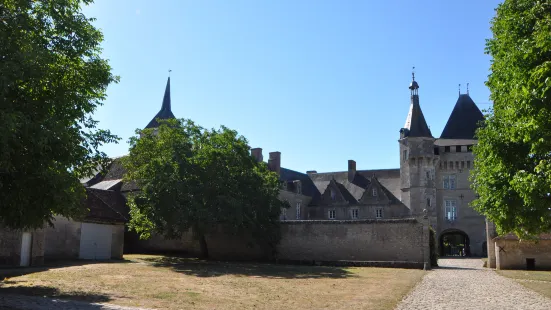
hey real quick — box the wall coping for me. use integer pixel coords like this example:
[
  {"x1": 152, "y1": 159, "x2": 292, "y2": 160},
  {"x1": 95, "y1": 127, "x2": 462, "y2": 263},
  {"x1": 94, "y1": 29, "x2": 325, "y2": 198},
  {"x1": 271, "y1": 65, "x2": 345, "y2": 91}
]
[{"x1": 281, "y1": 218, "x2": 419, "y2": 225}]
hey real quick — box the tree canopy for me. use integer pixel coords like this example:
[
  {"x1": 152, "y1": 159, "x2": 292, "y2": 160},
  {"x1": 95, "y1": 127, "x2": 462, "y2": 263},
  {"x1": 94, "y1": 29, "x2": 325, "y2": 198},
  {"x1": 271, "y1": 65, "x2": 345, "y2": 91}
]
[
  {"x1": 0, "y1": 0, "x2": 119, "y2": 229},
  {"x1": 122, "y1": 119, "x2": 284, "y2": 258},
  {"x1": 471, "y1": 0, "x2": 551, "y2": 236}
]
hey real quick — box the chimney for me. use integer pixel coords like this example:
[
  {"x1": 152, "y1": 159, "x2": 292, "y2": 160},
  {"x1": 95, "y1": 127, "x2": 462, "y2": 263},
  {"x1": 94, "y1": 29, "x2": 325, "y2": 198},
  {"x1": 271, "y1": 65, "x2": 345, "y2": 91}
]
[
  {"x1": 251, "y1": 148, "x2": 263, "y2": 162},
  {"x1": 348, "y1": 160, "x2": 356, "y2": 182},
  {"x1": 306, "y1": 170, "x2": 317, "y2": 175},
  {"x1": 268, "y1": 151, "x2": 281, "y2": 175}
]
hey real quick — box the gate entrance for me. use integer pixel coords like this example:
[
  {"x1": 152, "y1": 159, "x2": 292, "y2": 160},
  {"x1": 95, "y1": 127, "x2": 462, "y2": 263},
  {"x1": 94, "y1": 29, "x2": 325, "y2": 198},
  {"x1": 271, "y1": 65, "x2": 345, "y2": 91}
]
[{"x1": 440, "y1": 229, "x2": 470, "y2": 257}]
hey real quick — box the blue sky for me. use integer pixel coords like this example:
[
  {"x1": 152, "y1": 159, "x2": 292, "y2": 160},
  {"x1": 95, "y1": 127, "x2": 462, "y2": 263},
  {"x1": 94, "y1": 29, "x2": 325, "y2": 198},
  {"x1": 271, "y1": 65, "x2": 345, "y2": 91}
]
[{"x1": 85, "y1": 0, "x2": 501, "y2": 173}]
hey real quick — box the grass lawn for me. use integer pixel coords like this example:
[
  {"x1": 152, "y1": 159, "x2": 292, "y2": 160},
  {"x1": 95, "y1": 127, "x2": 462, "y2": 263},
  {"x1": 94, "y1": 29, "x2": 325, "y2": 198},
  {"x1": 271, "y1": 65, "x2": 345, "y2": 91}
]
[
  {"x1": 497, "y1": 270, "x2": 551, "y2": 299},
  {"x1": 0, "y1": 254, "x2": 425, "y2": 310}
]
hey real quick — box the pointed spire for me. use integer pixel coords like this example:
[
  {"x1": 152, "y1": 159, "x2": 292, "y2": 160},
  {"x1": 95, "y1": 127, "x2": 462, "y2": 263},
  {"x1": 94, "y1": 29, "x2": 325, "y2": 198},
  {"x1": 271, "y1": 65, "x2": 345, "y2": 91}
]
[
  {"x1": 145, "y1": 75, "x2": 176, "y2": 129},
  {"x1": 402, "y1": 71, "x2": 432, "y2": 138},
  {"x1": 161, "y1": 77, "x2": 171, "y2": 112},
  {"x1": 440, "y1": 93, "x2": 484, "y2": 139}
]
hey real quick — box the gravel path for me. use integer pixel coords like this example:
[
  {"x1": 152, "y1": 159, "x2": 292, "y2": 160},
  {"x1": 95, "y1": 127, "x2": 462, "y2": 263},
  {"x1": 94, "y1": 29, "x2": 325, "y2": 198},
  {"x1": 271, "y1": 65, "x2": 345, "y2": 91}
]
[
  {"x1": 0, "y1": 294, "x2": 151, "y2": 310},
  {"x1": 395, "y1": 258, "x2": 551, "y2": 310}
]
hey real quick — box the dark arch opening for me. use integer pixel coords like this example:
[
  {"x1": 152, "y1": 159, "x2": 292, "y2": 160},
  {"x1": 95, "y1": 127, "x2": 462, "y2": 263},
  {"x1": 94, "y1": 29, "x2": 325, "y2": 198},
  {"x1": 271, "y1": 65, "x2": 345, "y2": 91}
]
[{"x1": 439, "y1": 229, "x2": 471, "y2": 257}]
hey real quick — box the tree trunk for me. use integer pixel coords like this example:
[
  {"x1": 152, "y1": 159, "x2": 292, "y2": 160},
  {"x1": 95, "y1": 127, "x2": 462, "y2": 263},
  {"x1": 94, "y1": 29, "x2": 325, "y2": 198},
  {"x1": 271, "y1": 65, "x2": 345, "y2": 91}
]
[{"x1": 199, "y1": 233, "x2": 209, "y2": 259}]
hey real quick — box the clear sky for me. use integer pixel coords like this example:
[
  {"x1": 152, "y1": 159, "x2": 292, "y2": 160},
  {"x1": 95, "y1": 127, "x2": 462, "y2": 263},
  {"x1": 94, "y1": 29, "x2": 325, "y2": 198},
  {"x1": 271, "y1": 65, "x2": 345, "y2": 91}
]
[{"x1": 84, "y1": 0, "x2": 502, "y2": 173}]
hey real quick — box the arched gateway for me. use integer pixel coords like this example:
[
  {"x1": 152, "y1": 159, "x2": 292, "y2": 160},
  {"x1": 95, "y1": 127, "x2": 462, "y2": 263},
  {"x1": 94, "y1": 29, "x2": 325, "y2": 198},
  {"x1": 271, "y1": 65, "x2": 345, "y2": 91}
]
[{"x1": 439, "y1": 229, "x2": 470, "y2": 257}]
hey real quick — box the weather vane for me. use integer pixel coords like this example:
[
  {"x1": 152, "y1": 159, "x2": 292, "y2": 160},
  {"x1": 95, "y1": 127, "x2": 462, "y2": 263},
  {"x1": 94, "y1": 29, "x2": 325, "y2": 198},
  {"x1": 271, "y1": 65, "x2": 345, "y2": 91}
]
[
  {"x1": 459, "y1": 84, "x2": 461, "y2": 95},
  {"x1": 412, "y1": 66, "x2": 416, "y2": 81},
  {"x1": 467, "y1": 83, "x2": 469, "y2": 95},
  {"x1": 169, "y1": 69, "x2": 172, "y2": 77}
]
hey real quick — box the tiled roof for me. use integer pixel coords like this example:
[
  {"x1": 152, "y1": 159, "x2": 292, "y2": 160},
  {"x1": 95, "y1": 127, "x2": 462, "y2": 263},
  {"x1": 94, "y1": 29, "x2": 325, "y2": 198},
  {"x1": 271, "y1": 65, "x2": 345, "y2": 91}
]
[
  {"x1": 84, "y1": 188, "x2": 128, "y2": 222},
  {"x1": 145, "y1": 77, "x2": 176, "y2": 129},
  {"x1": 308, "y1": 169, "x2": 402, "y2": 206},
  {"x1": 440, "y1": 94, "x2": 484, "y2": 139},
  {"x1": 403, "y1": 95, "x2": 433, "y2": 138}
]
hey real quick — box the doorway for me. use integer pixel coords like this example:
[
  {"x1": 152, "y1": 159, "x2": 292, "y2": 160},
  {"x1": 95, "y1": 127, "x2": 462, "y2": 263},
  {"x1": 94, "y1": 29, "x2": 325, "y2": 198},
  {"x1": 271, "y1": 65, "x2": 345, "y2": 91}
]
[
  {"x1": 20, "y1": 232, "x2": 32, "y2": 266},
  {"x1": 439, "y1": 229, "x2": 470, "y2": 257}
]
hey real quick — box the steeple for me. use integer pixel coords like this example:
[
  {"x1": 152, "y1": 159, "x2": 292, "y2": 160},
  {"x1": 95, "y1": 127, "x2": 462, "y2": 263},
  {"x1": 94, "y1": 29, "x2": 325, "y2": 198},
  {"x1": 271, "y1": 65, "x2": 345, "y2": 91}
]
[
  {"x1": 401, "y1": 71, "x2": 432, "y2": 138},
  {"x1": 145, "y1": 76, "x2": 176, "y2": 129}
]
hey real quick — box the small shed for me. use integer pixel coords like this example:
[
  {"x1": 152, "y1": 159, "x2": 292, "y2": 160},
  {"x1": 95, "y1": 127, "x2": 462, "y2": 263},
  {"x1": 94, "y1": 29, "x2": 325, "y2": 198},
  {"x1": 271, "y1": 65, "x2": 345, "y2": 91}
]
[
  {"x1": 44, "y1": 188, "x2": 128, "y2": 261},
  {"x1": 494, "y1": 233, "x2": 551, "y2": 270}
]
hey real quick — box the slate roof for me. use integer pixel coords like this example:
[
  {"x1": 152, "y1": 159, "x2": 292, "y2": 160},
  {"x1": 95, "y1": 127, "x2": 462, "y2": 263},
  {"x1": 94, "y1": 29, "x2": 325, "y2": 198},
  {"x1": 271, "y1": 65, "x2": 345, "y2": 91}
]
[
  {"x1": 90, "y1": 179, "x2": 122, "y2": 191},
  {"x1": 84, "y1": 188, "x2": 128, "y2": 223},
  {"x1": 145, "y1": 77, "x2": 176, "y2": 129},
  {"x1": 440, "y1": 94, "x2": 484, "y2": 139},
  {"x1": 308, "y1": 169, "x2": 402, "y2": 206},
  {"x1": 279, "y1": 167, "x2": 321, "y2": 200},
  {"x1": 403, "y1": 95, "x2": 433, "y2": 138}
]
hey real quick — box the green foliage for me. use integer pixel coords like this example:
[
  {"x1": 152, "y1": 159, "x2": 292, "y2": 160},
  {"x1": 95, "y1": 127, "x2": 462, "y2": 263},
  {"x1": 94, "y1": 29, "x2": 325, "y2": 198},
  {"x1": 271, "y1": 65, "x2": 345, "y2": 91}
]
[
  {"x1": 122, "y1": 119, "x2": 284, "y2": 258},
  {"x1": 471, "y1": 0, "x2": 551, "y2": 237},
  {"x1": 0, "y1": 0, "x2": 119, "y2": 229}
]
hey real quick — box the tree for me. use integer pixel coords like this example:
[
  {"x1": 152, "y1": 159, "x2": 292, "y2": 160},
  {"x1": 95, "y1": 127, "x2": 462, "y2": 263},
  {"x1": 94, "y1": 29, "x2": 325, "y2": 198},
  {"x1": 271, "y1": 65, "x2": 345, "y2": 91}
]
[
  {"x1": 0, "y1": 0, "x2": 119, "y2": 229},
  {"x1": 471, "y1": 0, "x2": 551, "y2": 237},
  {"x1": 122, "y1": 119, "x2": 284, "y2": 258}
]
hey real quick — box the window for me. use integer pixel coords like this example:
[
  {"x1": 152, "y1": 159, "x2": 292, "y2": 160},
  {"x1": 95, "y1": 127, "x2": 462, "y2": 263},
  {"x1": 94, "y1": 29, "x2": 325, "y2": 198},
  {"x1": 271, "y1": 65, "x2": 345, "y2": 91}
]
[
  {"x1": 450, "y1": 161, "x2": 454, "y2": 169},
  {"x1": 351, "y1": 208, "x2": 359, "y2": 219},
  {"x1": 296, "y1": 202, "x2": 301, "y2": 219},
  {"x1": 328, "y1": 209, "x2": 336, "y2": 220},
  {"x1": 330, "y1": 189, "x2": 336, "y2": 200},
  {"x1": 444, "y1": 200, "x2": 457, "y2": 221},
  {"x1": 461, "y1": 161, "x2": 465, "y2": 169},
  {"x1": 456, "y1": 145, "x2": 461, "y2": 152},
  {"x1": 281, "y1": 208, "x2": 287, "y2": 220},
  {"x1": 443, "y1": 175, "x2": 456, "y2": 189},
  {"x1": 296, "y1": 182, "x2": 302, "y2": 195},
  {"x1": 427, "y1": 198, "x2": 431, "y2": 207},
  {"x1": 445, "y1": 146, "x2": 450, "y2": 152},
  {"x1": 376, "y1": 208, "x2": 383, "y2": 219},
  {"x1": 467, "y1": 161, "x2": 471, "y2": 169},
  {"x1": 426, "y1": 169, "x2": 434, "y2": 180},
  {"x1": 372, "y1": 188, "x2": 377, "y2": 196}
]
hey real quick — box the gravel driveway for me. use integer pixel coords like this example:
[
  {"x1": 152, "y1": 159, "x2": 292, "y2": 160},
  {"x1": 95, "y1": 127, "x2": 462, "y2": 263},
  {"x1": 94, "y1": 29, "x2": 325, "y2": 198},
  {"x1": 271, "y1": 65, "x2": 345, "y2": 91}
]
[{"x1": 395, "y1": 258, "x2": 551, "y2": 310}]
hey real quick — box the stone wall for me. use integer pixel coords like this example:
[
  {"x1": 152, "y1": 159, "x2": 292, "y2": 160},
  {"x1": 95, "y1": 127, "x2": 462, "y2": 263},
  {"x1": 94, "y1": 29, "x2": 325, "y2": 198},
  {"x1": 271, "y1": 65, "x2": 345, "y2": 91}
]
[
  {"x1": 44, "y1": 216, "x2": 81, "y2": 259},
  {"x1": 0, "y1": 228, "x2": 44, "y2": 266},
  {"x1": 495, "y1": 238, "x2": 551, "y2": 270},
  {"x1": 130, "y1": 218, "x2": 430, "y2": 267},
  {"x1": 278, "y1": 219, "x2": 427, "y2": 263},
  {"x1": 111, "y1": 224, "x2": 125, "y2": 259}
]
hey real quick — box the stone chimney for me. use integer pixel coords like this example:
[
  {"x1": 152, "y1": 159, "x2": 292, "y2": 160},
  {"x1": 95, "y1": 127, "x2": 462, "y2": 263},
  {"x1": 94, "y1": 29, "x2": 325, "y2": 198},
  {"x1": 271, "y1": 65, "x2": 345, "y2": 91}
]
[
  {"x1": 348, "y1": 160, "x2": 356, "y2": 182},
  {"x1": 251, "y1": 148, "x2": 263, "y2": 162},
  {"x1": 268, "y1": 151, "x2": 281, "y2": 175}
]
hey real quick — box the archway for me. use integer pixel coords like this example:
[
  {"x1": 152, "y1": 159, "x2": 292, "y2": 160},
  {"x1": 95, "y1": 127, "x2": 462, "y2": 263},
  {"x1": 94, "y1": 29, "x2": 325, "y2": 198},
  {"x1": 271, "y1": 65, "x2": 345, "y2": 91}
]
[{"x1": 439, "y1": 229, "x2": 470, "y2": 257}]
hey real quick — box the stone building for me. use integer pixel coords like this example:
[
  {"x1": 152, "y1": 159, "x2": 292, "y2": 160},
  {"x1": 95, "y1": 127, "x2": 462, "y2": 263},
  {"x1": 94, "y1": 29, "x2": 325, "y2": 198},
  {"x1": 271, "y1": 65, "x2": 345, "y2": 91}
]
[{"x1": 89, "y1": 74, "x2": 486, "y2": 257}]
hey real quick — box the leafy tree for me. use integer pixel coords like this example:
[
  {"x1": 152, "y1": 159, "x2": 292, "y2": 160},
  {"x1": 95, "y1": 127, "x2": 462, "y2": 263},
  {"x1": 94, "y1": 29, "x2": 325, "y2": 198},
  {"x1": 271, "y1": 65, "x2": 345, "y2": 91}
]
[
  {"x1": 471, "y1": 0, "x2": 551, "y2": 237},
  {"x1": 123, "y1": 119, "x2": 284, "y2": 258},
  {"x1": 0, "y1": 0, "x2": 119, "y2": 229}
]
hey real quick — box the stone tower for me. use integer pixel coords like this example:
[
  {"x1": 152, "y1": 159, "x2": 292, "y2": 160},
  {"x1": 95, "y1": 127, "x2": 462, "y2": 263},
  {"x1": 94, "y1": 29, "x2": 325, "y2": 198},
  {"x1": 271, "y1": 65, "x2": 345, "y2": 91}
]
[{"x1": 399, "y1": 73, "x2": 438, "y2": 219}]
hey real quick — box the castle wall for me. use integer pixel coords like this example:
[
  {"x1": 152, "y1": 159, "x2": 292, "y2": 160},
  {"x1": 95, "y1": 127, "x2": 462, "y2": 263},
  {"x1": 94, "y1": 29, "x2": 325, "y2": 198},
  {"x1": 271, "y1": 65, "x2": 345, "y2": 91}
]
[{"x1": 130, "y1": 218, "x2": 430, "y2": 268}]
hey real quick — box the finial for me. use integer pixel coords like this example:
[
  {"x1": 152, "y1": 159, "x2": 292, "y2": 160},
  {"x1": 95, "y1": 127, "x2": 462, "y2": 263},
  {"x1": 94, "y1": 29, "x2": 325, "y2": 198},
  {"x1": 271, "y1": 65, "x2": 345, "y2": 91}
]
[
  {"x1": 459, "y1": 84, "x2": 461, "y2": 95},
  {"x1": 412, "y1": 66, "x2": 416, "y2": 81},
  {"x1": 467, "y1": 83, "x2": 469, "y2": 95},
  {"x1": 168, "y1": 69, "x2": 172, "y2": 77}
]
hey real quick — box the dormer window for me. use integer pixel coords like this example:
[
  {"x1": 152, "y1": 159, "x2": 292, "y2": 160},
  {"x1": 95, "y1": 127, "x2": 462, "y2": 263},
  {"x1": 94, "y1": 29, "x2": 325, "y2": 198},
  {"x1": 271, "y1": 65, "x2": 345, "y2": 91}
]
[
  {"x1": 295, "y1": 181, "x2": 302, "y2": 195},
  {"x1": 372, "y1": 188, "x2": 377, "y2": 197}
]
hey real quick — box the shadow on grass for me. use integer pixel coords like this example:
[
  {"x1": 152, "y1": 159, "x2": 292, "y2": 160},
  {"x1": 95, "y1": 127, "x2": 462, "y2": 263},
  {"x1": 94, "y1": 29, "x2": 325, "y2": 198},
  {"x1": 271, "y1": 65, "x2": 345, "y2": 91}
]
[
  {"x1": 0, "y1": 285, "x2": 112, "y2": 304},
  {"x1": 137, "y1": 255, "x2": 357, "y2": 279},
  {"x1": 0, "y1": 259, "x2": 134, "y2": 279}
]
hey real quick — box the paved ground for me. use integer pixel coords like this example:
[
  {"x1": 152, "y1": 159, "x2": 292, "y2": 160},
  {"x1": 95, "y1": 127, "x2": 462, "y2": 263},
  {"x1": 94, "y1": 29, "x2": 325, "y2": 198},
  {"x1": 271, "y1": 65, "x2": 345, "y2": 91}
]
[
  {"x1": 0, "y1": 294, "x2": 151, "y2": 310},
  {"x1": 395, "y1": 258, "x2": 551, "y2": 310}
]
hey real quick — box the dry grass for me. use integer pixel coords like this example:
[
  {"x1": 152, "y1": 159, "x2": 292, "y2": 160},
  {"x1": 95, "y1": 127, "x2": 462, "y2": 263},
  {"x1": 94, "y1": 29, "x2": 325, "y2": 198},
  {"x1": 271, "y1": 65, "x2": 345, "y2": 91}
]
[
  {"x1": 0, "y1": 254, "x2": 425, "y2": 310},
  {"x1": 497, "y1": 270, "x2": 551, "y2": 299}
]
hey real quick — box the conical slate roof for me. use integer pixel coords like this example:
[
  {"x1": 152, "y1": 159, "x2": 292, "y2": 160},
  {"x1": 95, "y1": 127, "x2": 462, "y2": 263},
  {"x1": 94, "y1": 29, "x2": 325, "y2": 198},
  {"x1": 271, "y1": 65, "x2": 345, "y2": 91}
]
[
  {"x1": 403, "y1": 95, "x2": 433, "y2": 138},
  {"x1": 145, "y1": 77, "x2": 176, "y2": 129},
  {"x1": 440, "y1": 94, "x2": 484, "y2": 139}
]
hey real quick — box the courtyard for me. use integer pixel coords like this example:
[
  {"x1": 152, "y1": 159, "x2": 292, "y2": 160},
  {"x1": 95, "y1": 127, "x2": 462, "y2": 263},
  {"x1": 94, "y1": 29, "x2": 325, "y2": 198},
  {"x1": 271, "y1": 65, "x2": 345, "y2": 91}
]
[{"x1": 0, "y1": 254, "x2": 425, "y2": 310}]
